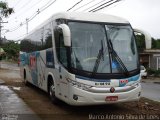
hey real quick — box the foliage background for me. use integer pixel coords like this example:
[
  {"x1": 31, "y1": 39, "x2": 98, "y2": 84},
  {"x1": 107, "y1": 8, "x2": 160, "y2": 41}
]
[{"x1": 1, "y1": 42, "x2": 20, "y2": 61}]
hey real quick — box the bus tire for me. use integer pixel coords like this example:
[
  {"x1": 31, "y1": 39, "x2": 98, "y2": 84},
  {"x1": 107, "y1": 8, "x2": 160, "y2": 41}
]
[
  {"x1": 48, "y1": 76, "x2": 59, "y2": 104},
  {"x1": 24, "y1": 69, "x2": 29, "y2": 86}
]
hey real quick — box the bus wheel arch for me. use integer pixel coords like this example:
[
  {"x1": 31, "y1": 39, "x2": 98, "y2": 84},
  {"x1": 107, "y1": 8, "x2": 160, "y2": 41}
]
[{"x1": 47, "y1": 74, "x2": 59, "y2": 104}]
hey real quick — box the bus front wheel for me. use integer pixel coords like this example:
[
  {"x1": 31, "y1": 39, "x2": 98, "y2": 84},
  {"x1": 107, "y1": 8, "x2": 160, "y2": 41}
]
[{"x1": 48, "y1": 78, "x2": 59, "y2": 104}]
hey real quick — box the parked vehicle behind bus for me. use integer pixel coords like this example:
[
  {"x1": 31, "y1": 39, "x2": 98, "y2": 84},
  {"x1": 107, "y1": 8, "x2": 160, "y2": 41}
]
[
  {"x1": 140, "y1": 65, "x2": 147, "y2": 79},
  {"x1": 20, "y1": 12, "x2": 147, "y2": 106}
]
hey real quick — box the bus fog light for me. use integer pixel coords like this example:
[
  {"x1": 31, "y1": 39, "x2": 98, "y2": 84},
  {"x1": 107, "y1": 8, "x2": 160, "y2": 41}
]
[
  {"x1": 73, "y1": 94, "x2": 78, "y2": 101},
  {"x1": 129, "y1": 81, "x2": 140, "y2": 87}
]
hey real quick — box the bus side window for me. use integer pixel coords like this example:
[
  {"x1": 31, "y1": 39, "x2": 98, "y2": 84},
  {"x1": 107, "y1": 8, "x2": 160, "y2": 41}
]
[{"x1": 44, "y1": 23, "x2": 52, "y2": 49}]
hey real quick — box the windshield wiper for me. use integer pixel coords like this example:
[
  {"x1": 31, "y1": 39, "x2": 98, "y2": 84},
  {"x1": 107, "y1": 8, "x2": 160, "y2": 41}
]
[
  {"x1": 108, "y1": 39, "x2": 129, "y2": 76},
  {"x1": 91, "y1": 40, "x2": 104, "y2": 78},
  {"x1": 91, "y1": 38, "x2": 129, "y2": 78}
]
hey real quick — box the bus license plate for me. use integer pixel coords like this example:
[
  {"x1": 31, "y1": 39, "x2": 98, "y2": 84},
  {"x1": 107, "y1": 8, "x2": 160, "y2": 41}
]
[{"x1": 105, "y1": 96, "x2": 118, "y2": 101}]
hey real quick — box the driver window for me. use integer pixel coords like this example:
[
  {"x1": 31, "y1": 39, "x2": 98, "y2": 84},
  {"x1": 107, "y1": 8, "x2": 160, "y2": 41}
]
[
  {"x1": 54, "y1": 29, "x2": 67, "y2": 68},
  {"x1": 59, "y1": 34, "x2": 67, "y2": 67}
]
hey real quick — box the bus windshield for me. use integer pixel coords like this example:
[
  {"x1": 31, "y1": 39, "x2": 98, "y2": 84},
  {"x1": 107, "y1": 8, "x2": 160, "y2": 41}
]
[{"x1": 68, "y1": 22, "x2": 138, "y2": 74}]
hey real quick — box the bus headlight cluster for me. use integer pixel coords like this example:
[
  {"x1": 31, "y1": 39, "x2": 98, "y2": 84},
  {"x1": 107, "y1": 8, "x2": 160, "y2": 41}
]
[
  {"x1": 67, "y1": 78, "x2": 92, "y2": 91},
  {"x1": 130, "y1": 81, "x2": 140, "y2": 87}
]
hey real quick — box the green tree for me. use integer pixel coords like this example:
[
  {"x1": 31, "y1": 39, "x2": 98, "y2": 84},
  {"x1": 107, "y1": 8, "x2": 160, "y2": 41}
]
[
  {"x1": 152, "y1": 38, "x2": 156, "y2": 49},
  {"x1": 0, "y1": 1, "x2": 14, "y2": 46},
  {"x1": 152, "y1": 38, "x2": 160, "y2": 49},
  {"x1": 135, "y1": 34, "x2": 160, "y2": 50},
  {"x1": 135, "y1": 34, "x2": 145, "y2": 52},
  {"x1": 0, "y1": 1, "x2": 14, "y2": 17},
  {"x1": 2, "y1": 41, "x2": 20, "y2": 61},
  {"x1": 44, "y1": 35, "x2": 52, "y2": 49}
]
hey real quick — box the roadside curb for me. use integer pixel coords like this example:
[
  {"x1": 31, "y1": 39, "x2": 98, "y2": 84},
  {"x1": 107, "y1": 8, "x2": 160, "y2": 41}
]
[
  {"x1": 141, "y1": 81, "x2": 146, "y2": 83},
  {"x1": 141, "y1": 80, "x2": 160, "y2": 84},
  {"x1": 154, "y1": 82, "x2": 160, "y2": 84},
  {"x1": 0, "y1": 79, "x2": 5, "y2": 85}
]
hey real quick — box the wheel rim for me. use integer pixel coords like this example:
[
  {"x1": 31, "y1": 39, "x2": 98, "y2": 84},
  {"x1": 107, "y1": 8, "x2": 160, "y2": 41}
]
[
  {"x1": 24, "y1": 78, "x2": 27, "y2": 84},
  {"x1": 24, "y1": 77, "x2": 27, "y2": 84},
  {"x1": 49, "y1": 84, "x2": 55, "y2": 98}
]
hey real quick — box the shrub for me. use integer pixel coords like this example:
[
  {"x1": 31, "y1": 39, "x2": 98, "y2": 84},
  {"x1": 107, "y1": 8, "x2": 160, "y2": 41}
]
[
  {"x1": 154, "y1": 70, "x2": 160, "y2": 77},
  {"x1": 147, "y1": 68, "x2": 160, "y2": 77}
]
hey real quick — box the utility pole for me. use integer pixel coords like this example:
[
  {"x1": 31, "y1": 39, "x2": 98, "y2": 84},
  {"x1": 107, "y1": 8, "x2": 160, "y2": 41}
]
[
  {"x1": 26, "y1": 18, "x2": 29, "y2": 34},
  {"x1": 0, "y1": 17, "x2": 8, "y2": 68},
  {"x1": 0, "y1": 17, "x2": 8, "y2": 44}
]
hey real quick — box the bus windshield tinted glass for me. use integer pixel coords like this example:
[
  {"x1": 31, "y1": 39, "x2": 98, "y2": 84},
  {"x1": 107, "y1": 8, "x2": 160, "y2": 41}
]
[{"x1": 68, "y1": 22, "x2": 138, "y2": 74}]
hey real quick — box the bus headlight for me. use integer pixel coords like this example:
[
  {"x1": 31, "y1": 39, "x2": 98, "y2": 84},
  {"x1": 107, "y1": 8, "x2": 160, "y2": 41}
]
[
  {"x1": 130, "y1": 81, "x2": 140, "y2": 87},
  {"x1": 67, "y1": 78, "x2": 92, "y2": 91}
]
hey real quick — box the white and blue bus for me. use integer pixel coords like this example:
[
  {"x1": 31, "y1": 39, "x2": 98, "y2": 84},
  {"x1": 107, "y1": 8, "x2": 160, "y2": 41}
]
[{"x1": 20, "y1": 12, "x2": 143, "y2": 105}]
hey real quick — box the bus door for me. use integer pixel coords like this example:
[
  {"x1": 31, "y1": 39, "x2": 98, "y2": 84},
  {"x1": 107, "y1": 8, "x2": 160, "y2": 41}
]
[{"x1": 54, "y1": 28, "x2": 69, "y2": 100}]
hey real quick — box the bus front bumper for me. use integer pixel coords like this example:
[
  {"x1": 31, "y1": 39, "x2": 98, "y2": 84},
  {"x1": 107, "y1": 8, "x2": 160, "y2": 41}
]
[{"x1": 67, "y1": 83, "x2": 141, "y2": 106}]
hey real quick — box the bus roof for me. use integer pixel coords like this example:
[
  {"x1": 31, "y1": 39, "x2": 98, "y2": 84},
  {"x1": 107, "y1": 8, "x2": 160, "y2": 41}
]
[
  {"x1": 52, "y1": 12, "x2": 129, "y2": 24},
  {"x1": 22, "y1": 12, "x2": 129, "y2": 40}
]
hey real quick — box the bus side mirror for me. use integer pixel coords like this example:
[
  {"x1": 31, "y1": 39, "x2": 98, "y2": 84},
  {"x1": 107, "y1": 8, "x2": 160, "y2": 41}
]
[
  {"x1": 58, "y1": 24, "x2": 71, "y2": 47},
  {"x1": 134, "y1": 28, "x2": 152, "y2": 49}
]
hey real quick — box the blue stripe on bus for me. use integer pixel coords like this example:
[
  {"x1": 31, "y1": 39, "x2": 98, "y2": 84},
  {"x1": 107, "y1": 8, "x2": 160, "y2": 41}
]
[
  {"x1": 119, "y1": 74, "x2": 140, "y2": 87},
  {"x1": 128, "y1": 74, "x2": 140, "y2": 82},
  {"x1": 76, "y1": 74, "x2": 140, "y2": 85}
]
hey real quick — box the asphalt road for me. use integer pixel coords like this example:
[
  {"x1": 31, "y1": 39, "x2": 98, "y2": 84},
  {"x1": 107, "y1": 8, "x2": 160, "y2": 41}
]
[
  {"x1": 0, "y1": 62, "x2": 40, "y2": 120},
  {"x1": 0, "y1": 62, "x2": 19, "y2": 71},
  {"x1": 141, "y1": 82, "x2": 160, "y2": 102},
  {"x1": 0, "y1": 86, "x2": 40, "y2": 120}
]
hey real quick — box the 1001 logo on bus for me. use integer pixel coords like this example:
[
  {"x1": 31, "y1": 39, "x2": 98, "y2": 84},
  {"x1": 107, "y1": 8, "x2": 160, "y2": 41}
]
[
  {"x1": 30, "y1": 55, "x2": 36, "y2": 69},
  {"x1": 120, "y1": 79, "x2": 128, "y2": 84}
]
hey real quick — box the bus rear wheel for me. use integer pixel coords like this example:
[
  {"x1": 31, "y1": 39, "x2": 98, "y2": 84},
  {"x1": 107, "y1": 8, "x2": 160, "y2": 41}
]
[{"x1": 24, "y1": 70, "x2": 28, "y2": 86}]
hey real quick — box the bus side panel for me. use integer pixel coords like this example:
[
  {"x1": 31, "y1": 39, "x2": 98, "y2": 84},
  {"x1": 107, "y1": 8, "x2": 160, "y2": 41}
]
[
  {"x1": 20, "y1": 52, "x2": 33, "y2": 84},
  {"x1": 28, "y1": 52, "x2": 40, "y2": 86},
  {"x1": 20, "y1": 49, "x2": 55, "y2": 92},
  {"x1": 20, "y1": 51, "x2": 40, "y2": 86},
  {"x1": 20, "y1": 52, "x2": 28, "y2": 79},
  {"x1": 37, "y1": 50, "x2": 47, "y2": 91},
  {"x1": 26, "y1": 50, "x2": 47, "y2": 91},
  {"x1": 36, "y1": 48, "x2": 56, "y2": 92}
]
